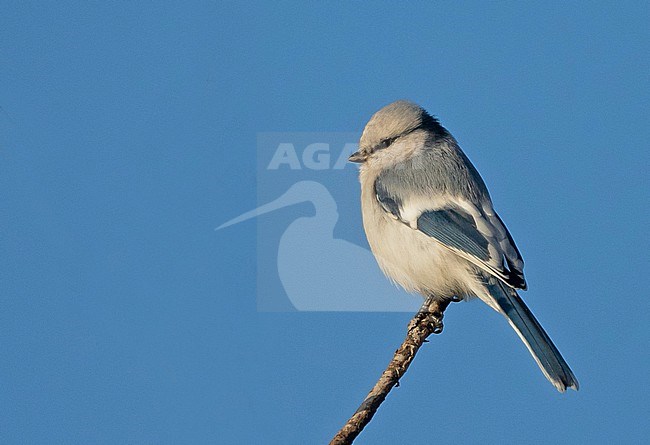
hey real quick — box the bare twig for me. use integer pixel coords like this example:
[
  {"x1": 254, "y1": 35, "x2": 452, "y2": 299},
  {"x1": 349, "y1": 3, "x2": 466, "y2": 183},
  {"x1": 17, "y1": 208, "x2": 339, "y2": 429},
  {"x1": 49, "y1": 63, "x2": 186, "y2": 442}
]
[{"x1": 329, "y1": 297, "x2": 453, "y2": 445}]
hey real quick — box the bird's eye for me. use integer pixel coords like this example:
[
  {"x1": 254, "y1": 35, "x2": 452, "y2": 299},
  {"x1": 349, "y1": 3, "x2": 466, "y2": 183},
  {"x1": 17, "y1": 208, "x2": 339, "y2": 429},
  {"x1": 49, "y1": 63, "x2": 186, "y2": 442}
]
[{"x1": 378, "y1": 137, "x2": 395, "y2": 149}]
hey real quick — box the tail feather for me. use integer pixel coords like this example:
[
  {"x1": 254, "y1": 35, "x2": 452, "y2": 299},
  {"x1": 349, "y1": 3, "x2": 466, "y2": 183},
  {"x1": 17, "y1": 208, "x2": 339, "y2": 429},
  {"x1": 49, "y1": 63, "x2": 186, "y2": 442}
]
[{"x1": 487, "y1": 280, "x2": 579, "y2": 392}]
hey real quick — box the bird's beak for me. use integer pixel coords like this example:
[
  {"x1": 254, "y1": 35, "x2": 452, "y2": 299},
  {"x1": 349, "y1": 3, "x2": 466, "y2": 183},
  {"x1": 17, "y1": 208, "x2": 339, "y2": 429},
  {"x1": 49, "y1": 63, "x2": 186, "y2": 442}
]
[
  {"x1": 216, "y1": 184, "x2": 309, "y2": 230},
  {"x1": 348, "y1": 151, "x2": 366, "y2": 163}
]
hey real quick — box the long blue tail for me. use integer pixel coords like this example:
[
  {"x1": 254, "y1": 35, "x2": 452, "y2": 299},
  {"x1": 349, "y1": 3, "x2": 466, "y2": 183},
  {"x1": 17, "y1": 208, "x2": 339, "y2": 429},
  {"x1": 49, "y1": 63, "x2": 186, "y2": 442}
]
[{"x1": 487, "y1": 280, "x2": 579, "y2": 392}]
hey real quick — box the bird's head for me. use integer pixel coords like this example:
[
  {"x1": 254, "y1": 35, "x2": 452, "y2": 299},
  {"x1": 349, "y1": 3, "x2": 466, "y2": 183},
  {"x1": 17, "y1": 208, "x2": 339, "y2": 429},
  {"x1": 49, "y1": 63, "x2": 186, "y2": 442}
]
[{"x1": 349, "y1": 100, "x2": 448, "y2": 166}]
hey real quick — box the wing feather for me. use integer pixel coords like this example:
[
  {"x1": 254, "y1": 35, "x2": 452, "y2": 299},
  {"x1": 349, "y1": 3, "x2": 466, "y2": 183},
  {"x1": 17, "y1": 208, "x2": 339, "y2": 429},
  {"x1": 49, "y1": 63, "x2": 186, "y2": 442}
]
[{"x1": 375, "y1": 174, "x2": 527, "y2": 290}]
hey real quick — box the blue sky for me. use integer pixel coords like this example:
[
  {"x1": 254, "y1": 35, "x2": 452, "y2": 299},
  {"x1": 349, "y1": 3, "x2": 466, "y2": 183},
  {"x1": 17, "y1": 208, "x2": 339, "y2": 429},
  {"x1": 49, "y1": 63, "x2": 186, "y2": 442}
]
[{"x1": 1, "y1": 2, "x2": 649, "y2": 444}]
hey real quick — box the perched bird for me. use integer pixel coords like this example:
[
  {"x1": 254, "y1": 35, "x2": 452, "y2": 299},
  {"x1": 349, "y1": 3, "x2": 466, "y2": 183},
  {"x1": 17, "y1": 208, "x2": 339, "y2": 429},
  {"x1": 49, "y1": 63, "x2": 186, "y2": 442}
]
[{"x1": 349, "y1": 100, "x2": 578, "y2": 392}]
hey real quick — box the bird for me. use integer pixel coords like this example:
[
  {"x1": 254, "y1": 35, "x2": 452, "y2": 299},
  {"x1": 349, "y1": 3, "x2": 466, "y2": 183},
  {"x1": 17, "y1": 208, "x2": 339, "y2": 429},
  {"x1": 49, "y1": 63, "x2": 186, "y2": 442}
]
[{"x1": 349, "y1": 100, "x2": 578, "y2": 392}]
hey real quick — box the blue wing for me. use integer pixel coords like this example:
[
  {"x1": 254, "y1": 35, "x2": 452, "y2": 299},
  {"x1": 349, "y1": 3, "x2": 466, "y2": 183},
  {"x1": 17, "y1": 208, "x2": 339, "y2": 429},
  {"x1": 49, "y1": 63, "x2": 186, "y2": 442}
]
[
  {"x1": 374, "y1": 175, "x2": 526, "y2": 289},
  {"x1": 418, "y1": 209, "x2": 490, "y2": 262}
]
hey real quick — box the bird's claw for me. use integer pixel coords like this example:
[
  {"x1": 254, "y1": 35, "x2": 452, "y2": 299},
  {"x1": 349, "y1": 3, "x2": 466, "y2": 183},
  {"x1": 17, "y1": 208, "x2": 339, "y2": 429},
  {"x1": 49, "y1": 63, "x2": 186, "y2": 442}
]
[
  {"x1": 408, "y1": 310, "x2": 444, "y2": 335},
  {"x1": 429, "y1": 312, "x2": 444, "y2": 334}
]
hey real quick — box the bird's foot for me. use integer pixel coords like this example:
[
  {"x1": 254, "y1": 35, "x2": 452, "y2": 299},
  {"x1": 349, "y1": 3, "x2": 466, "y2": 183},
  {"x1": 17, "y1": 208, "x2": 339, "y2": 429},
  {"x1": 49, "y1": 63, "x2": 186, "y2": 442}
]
[{"x1": 408, "y1": 309, "x2": 444, "y2": 335}]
